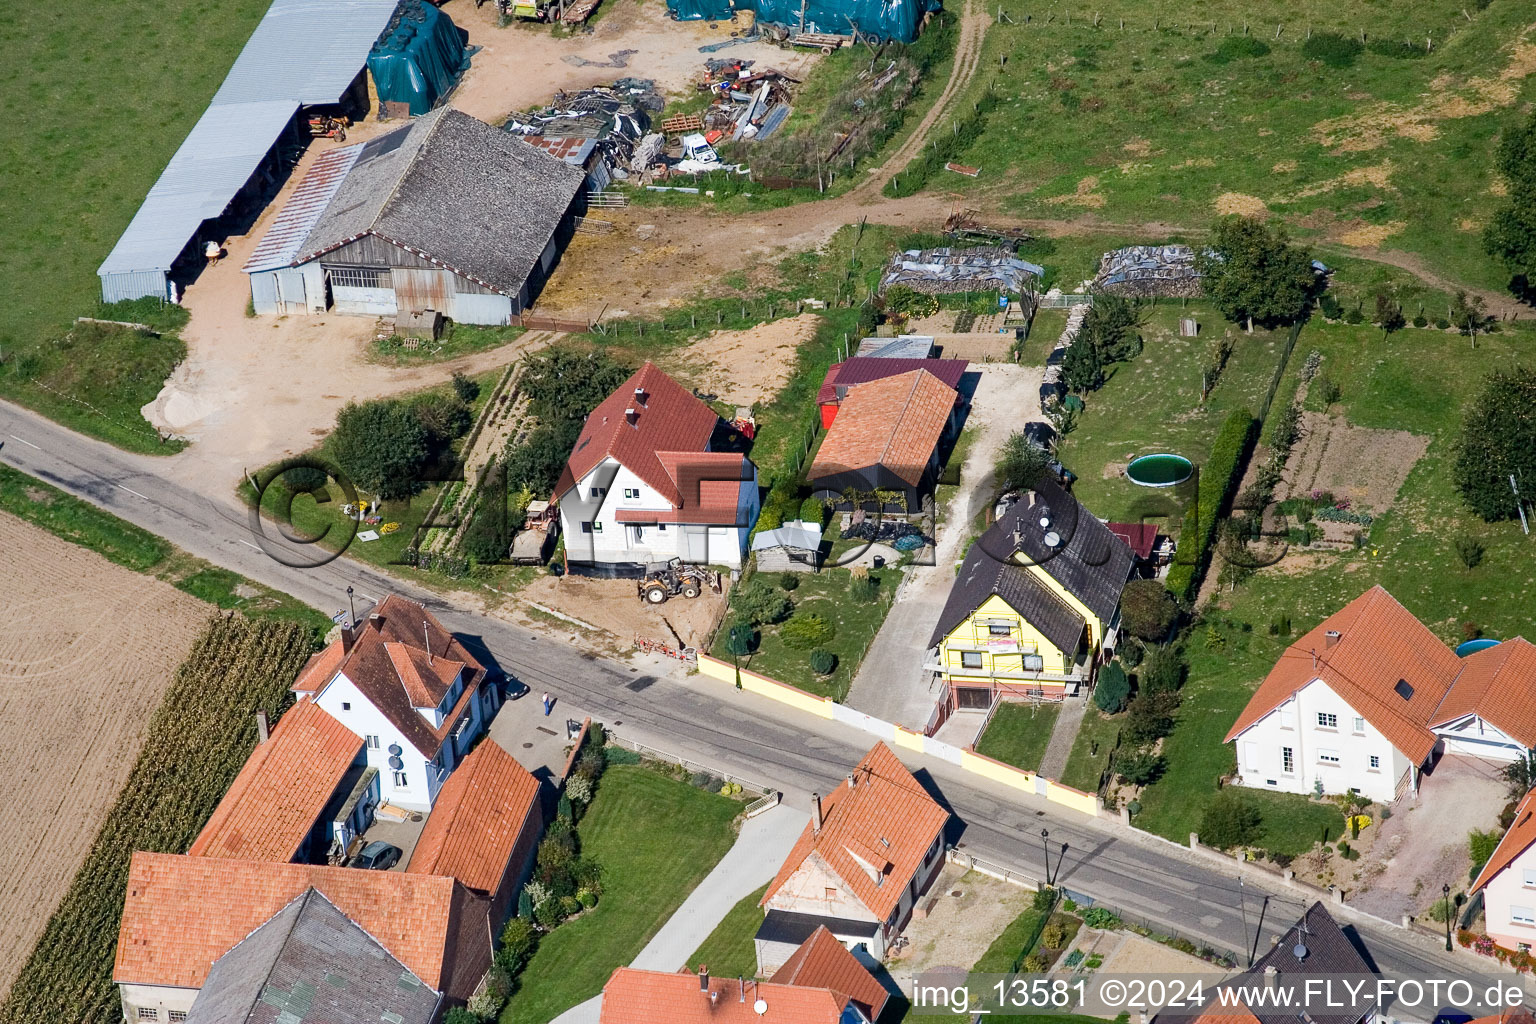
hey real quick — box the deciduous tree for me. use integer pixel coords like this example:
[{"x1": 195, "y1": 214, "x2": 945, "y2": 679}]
[
  {"x1": 1195, "y1": 216, "x2": 1317, "y2": 331},
  {"x1": 331, "y1": 399, "x2": 431, "y2": 500},
  {"x1": 1452, "y1": 366, "x2": 1536, "y2": 521}
]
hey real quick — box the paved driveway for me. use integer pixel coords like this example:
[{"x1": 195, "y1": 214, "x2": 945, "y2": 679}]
[{"x1": 844, "y1": 364, "x2": 1047, "y2": 728}]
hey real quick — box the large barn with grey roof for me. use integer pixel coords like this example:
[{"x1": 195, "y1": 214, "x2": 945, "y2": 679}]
[{"x1": 244, "y1": 107, "x2": 585, "y2": 324}]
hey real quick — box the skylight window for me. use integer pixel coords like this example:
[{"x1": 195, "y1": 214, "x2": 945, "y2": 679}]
[{"x1": 1394, "y1": 679, "x2": 1414, "y2": 700}]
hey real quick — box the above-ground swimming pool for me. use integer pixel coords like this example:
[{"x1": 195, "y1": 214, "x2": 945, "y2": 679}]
[
  {"x1": 1126, "y1": 453, "x2": 1194, "y2": 487},
  {"x1": 1456, "y1": 638, "x2": 1501, "y2": 657}
]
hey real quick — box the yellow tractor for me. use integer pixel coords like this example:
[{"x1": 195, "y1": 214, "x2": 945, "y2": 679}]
[{"x1": 638, "y1": 558, "x2": 709, "y2": 604}]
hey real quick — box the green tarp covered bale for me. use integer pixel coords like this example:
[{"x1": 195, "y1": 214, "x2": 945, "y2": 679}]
[
  {"x1": 667, "y1": 0, "x2": 938, "y2": 43},
  {"x1": 368, "y1": 0, "x2": 471, "y2": 116}
]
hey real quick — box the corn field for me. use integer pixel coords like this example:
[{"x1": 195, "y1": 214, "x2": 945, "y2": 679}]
[{"x1": 0, "y1": 614, "x2": 315, "y2": 1024}]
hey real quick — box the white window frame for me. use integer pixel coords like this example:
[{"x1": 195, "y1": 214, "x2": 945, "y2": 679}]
[
  {"x1": 137, "y1": 1010, "x2": 160, "y2": 1022},
  {"x1": 1318, "y1": 712, "x2": 1338, "y2": 729},
  {"x1": 1513, "y1": 905, "x2": 1536, "y2": 926},
  {"x1": 169, "y1": 1013, "x2": 188, "y2": 1023},
  {"x1": 961, "y1": 651, "x2": 984, "y2": 669},
  {"x1": 392, "y1": 770, "x2": 408, "y2": 787},
  {"x1": 1353, "y1": 716, "x2": 1366, "y2": 734},
  {"x1": 1368, "y1": 755, "x2": 1381, "y2": 770},
  {"x1": 366, "y1": 734, "x2": 380, "y2": 749},
  {"x1": 624, "y1": 487, "x2": 640, "y2": 498},
  {"x1": 1279, "y1": 708, "x2": 1295, "y2": 730},
  {"x1": 1522, "y1": 868, "x2": 1536, "y2": 888},
  {"x1": 989, "y1": 622, "x2": 1012, "y2": 636},
  {"x1": 1318, "y1": 748, "x2": 1341, "y2": 765},
  {"x1": 1281, "y1": 747, "x2": 1295, "y2": 774}
]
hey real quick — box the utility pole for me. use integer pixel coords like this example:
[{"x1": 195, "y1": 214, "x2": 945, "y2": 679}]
[{"x1": 1238, "y1": 876, "x2": 1251, "y2": 968}]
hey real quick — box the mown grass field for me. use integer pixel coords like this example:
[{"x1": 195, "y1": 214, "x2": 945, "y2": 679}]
[
  {"x1": 1130, "y1": 315, "x2": 1536, "y2": 849},
  {"x1": 685, "y1": 883, "x2": 769, "y2": 980},
  {"x1": 501, "y1": 767, "x2": 741, "y2": 1024},
  {"x1": 932, "y1": 0, "x2": 1534, "y2": 292},
  {"x1": 737, "y1": 569, "x2": 899, "y2": 700},
  {"x1": 976, "y1": 702, "x2": 1062, "y2": 772},
  {"x1": 1, "y1": 0, "x2": 272, "y2": 450}
]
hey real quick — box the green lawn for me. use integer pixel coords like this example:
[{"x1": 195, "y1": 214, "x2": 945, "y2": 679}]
[
  {"x1": 972, "y1": 906, "x2": 1046, "y2": 974},
  {"x1": 2, "y1": 0, "x2": 272, "y2": 451},
  {"x1": 501, "y1": 767, "x2": 742, "y2": 1024},
  {"x1": 685, "y1": 883, "x2": 769, "y2": 980},
  {"x1": 734, "y1": 568, "x2": 899, "y2": 700},
  {"x1": 925, "y1": 0, "x2": 1533, "y2": 294},
  {"x1": 368, "y1": 323, "x2": 526, "y2": 366},
  {"x1": 1059, "y1": 302, "x2": 1285, "y2": 524},
  {"x1": 1130, "y1": 317, "x2": 1536, "y2": 853},
  {"x1": 0, "y1": 463, "x2": 331, "y2": 633},
  {"x1": 975, "y1": 703, "x2": 1062, "y2": 772},
  {"x1": 1059, "y1": 708, "x2": 1124, "y2": 792}
]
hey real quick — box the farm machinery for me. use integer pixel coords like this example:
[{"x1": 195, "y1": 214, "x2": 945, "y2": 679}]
[{"x1": 637, "y1": 558, "x2": 714, "y2": 604}]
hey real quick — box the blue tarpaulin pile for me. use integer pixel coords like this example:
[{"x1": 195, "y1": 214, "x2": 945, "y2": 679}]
[
  {"x1": 668, "y1": 0, "x2": 936, "y2": 43},
  {"x1": 368, "y1": 0, "x2": 470, "y2": 116}
]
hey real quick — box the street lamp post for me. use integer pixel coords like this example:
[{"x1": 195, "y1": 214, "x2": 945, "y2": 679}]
[
  {"x1": 1443, "y1": 883, "x2": 1453, "y2": 951},
  {"x1": 1040, "y1": 829, "x2": 1051, "y2": 887},
  {"x1": 1238, "y1": 877, "x2": 1251, "y2": 968}
]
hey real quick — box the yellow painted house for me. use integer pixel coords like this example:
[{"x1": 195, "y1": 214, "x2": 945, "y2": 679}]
[{"x1": 926, "y1": 479, "x2": 1135, "y2": 708}]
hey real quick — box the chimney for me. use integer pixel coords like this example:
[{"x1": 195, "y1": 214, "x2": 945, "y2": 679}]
[
  {"x1": 1263, "y1": 966, "x2": 1278, "y2": 990},
  {"x1": 812, "y1": 793, "x2": 823, "y2": 833},
  {"x1": 625, "y1": 407, "x2": 638, "y2": 426},
  {"x1": 256, "y1": 709, "x2": 270, "y2": 744},
  {"x1": 740, "y1": 977, "x2": 745, "y2": 1003},
  {"x1": 698, "y1": 966, "x2": 710, "y2": 992},
  {"x1": 1324, "y1": 630, "x2": 1341, "y2": 649},
  {"x1": 634, "y1": 386, "x2": 648, "y2": 406},
  {"x1": 847, "y1": 772, "x2": 856, "y2": 789}
]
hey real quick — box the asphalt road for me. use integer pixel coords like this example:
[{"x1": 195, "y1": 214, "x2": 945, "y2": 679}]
[{"x1": 0, "y1": 401, "x2": 1490, "y2": 990}]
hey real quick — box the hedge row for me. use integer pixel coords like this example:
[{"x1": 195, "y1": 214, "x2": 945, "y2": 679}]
[
  {"x1": 0, "y1": 616, "x2": 315, "y2": 1024},
  {"x1": 1167, "y1": 410, "x2": 1257, "y2": 602}
]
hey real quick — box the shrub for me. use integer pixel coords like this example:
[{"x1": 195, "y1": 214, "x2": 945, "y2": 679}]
[
  {"x1": 577, "y1": 747, "x2": 606, "y2": 779},
  {"x1": 1168, "y1": 410, "x2": 1256, "y2": 602},
  {"x1": 606, "y1": 744, "x2": 641, "y2": 766},
  {"x1": 1042, "y1": 922, "x2": 1069, "y2": 948},
  {"x1": 779, "y1": 571, "x2": 800, "y2": 591},
  {"x1": 577, "y1": 888, "x2": 598, "y2": 909},
  {"x1": 559, "y1": 895, "x2": 582, "y2": 917},
  {"x1": 1065, "y1": 949, "x2": 1085, "y2": 967},
  {"x1": 501, "y1": 916, "x2": 539, "y2": 963},
  {"x1": 1314, "y1": 374, "x2": 1341, "y2": 406},
  {"x1": 1120, "y1": 579, "x2": 1178, "y2": 640},
  {"x1": 848, "y1": 571, "x2": 881, "y2": 603},
  {"x1": 737, "y1": 579, "x2": 793, "y2": 625},
  {"x1": 1033, "y1": 886, "x2": 1057, "y2": 912},
  {"x1": 538, "y1": 836, "x2": 575, "y2": 871},
  {"x1": 445, "y1": 1008, "x2": 481, "y2": 1024},
  {"x1": 533, "y1": 897, "x2": 563, "y2": 928},
  {"x1": 1455, "y1": 535, "x2": 1486, "y2": 570},
  {"x1": 1123, "y1": 692, "x2": 1179, "y2": 745},
  {"x1": 1200, "y1": 791, "x2": 1263, "y2": 849},
  {"x1": 755, "y1": 506, "x2": 783, "y2": 534},
  {"x1": 557, "y1": 793, "x2": 573, "y2": 822},
  {"x1": 1343, "y1": 307, "x2": 1365, "y2": 325},
  {"x1": 1083, "y1": 907, "x2": 1122, "y2": 929},
  {"x1": 782, "y1": 613, "x2": 836, "y2": 649},
  {"x1": 798, "y1": 497, "x2": 826, "y2": 527},
  {"x1": 451, "y1": 370, "x2": 481, "y2": 403},
  {"x1": 690, "y1": 771, "x2": 724, "y2": 791},
  {"x1": 565, "y1": 774, "x2": 593, "y2": 805},
  {"x1": 810, "y1": 649, "x2": 837, "y2": 675},
  {"x1": 724, "y1": 620, "x2": 758, "y2": 656},
  {"x1": 1413, "y1": 314, "x2": 1429, "y2": 327},
  {"x1": 1115, "y1": 749, "x2": 1167, "y2": 786},
  {"x1": 1436, "y1": 317, "x2": 1451, "y2": 329},
  {"x1": 1094, "y1": 663, "x2": 1131, "y2": 713},
  {"x1": 1118, "y1": 636, "x2": 1144, "y2": 668},
  {"x1": 1471, "y1": 828, "x2": 1502, "y2": 878},
  {"x1": 1302, "y1": 32, "x2": 1363, "y2": 68},
  {"x1": 1204, "y1": 36, "x2": 1271, "y2": 64},
  {"x1": 332, "y1": 399, "x2": 432, "y2": 500},
  {"x1": 1139, "y1": 644, "x2": 1186, "y2": 694},
  {"x1": 1463, "y1": 621, "x2": 1483, "y2": 642},
  {"x1": 468, "y1": 987, "x2": 506, "y2": 1020},
  {"x1": 1023, "y1": 952, "x2": 1051, "y2": 973}
]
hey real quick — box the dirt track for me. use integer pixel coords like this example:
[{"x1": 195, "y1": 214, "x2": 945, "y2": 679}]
[{"x1": 0, "y1": 513, "x2": 207, "y2": 1002}]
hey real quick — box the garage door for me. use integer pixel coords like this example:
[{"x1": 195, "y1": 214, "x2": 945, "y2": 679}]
[{"x1": 956, "y1": 686, "x2": 992, "y2": 710}]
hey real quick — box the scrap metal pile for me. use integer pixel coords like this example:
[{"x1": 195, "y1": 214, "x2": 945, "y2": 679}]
[
  {"x1": 1093, "y1": 244, "x2": 1204, "y2": 298},
  {"x1": 696, "y1": 59, "x2": 801, "y2": 143},
  {"x1": 502, "y1": 80, "x2": 660, "y2": 176},
  {"x1": 878, "y1": 246, "x2": 1045, "y2": 296}
]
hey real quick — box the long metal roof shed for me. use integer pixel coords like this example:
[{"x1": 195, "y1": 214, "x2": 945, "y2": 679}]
[{"x1": 98, "y1": 0, "x2": 401, "y2": 303}]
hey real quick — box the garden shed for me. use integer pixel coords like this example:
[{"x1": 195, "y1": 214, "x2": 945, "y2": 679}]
[
  {"x1": 245, "y1": 107, "x2": 585, "y2": 323},
  {"x1": 751, "y1": 520, "x2": 823, "y2": 572}
]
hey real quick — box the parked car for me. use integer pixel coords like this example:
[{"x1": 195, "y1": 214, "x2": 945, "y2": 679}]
[{"x1": 351, "y1": 841, "x2": 401, "y2": 871}]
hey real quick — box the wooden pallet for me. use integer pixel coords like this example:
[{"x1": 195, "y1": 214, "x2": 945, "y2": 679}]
[
  {"x1": 661, "y1": 114, "x2": 705, "y2": 134},
  {"x1": 560, "y1": 0, "x2": 599, "y2": 22}
]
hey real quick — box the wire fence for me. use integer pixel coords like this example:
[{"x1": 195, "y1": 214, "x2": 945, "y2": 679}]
[{"x1": 1256, "y1": 320, "x2": 1305, "y2": 426}]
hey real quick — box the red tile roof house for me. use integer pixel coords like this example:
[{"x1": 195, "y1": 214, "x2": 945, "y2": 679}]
[
  {"x1": 816, "y1": 357, "x2": 969, "y2": 429},
  {"x1": 188, "y1": 698, "x2": 374, "y2": 866},
  {"x1": 555, "y1": 362, "x2": 760, "y2": 572},
  {"x1": 755, "y1": 742, "x2": 949, "y2": 976},
  {"x1": 292, "y1": 594, "x2": 499, "y2": 813},
  {"x1": 113, "y1": 851, "x2": 492, "y2": 1023},
  {"x1": 1225, "y1": 586, "x2": 1536, "y2": 805},
  {"x1": 408, "y1": 738, "x2": 544, "y2": 931},
  {"x1": 806, "y1": 369, "x2": 962, "y2": 513},
  {"x1": 1471, "y1": 789, "x2": 1536, "y2": 949},
  {"x1": 600, "y1": 927, "x2": 890, "y2": 1024}
]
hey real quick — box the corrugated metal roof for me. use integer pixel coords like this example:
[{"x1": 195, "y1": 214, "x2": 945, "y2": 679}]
[
  {"x1": 99, "y1": 101, "x2": 301, "y2": 276},
  {"x1": 244, "y1": 143, "x2": 364, "y2": 273},
  {"x1": 212, "y1": 0, "x2": 403, "y2": 107}
]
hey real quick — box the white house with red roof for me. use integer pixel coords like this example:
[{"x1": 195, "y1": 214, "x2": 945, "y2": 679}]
[
  {"x1": 555, "y1": 362, "x2": 759, "y2": 571},
  {"x1": 756, "y1": 742, "x2": 949, "y2": 975},
  {"x1": 291, "y1": 594, "x2": 498, "y2": 812},
  {"x1": 1472, "y1": 789, "x2": 1536, "y2": 950},
  {"x1": 1226, "y1": 586, "x2": 1536, "y2": 805}
]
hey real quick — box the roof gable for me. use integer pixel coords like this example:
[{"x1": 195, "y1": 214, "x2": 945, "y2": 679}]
[
  {"x1": 183, "y1": 889, "x2": 440, "y2": 1024},
  {"x1": 1431, "y1": 638, "x2": 1536, "y2": 747},
  {"x1": 926, "y1": 544, "x2": 1086, "y2": 655},
  {"x1": 408, "y1": 740, "x2": 541, "y2": 893},
  {"x1": 115, "y1": 852, "x2": 471, "y2": 991},
  {"x1": 1225, "y1": 586, "x2": 1463, "y2": 762},
  {"x1": 1473, "y1": 789, "x2": 1536, "y2": 893},
  {"x1": 599, "y1": 967, "x2": 852, "y2": 1024},
  {"x1": 762, "y1": 742, "x2": 948, "y2": 922},
  {"x1": 809, "y1": 370, "x2": 957, "y2": 487},
  {"x1": 554, "y1": 362, "x2": 721, "y2": 503},
  {"x1": 296, "y1": 108, "x2": 585, "y2": 294},
  {"x1": 188, "y1": 700, "x2": 363, "y2": 862},
  {"x1": 769, "y1": 927, "x2": 889, "y2": 1021},
  {"x1": 817, "y1": 357, "x2": 969, "y2": 404}
]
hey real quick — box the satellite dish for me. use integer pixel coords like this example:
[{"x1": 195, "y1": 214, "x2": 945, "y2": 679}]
[
  {"x1": 388, "y1": 755, "x2": 404, "y2": 771},
  {"x1": 388, "y1": 743, "x2": 403, "y2": 756},
  {"x1": 1044, "y1": 531, "x2": 1061, "y2": 548},
  {"x1": 1292, "y1": 943, "x2": 1309, "y2": 961},
  {"x1": 754, "y1": 999, "x2": 768, "y2": 1016}
]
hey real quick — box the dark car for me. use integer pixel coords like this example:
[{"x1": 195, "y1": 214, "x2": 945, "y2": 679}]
[{"x1": 352, "y1": 841, "x2": 401, "y2": 871}]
